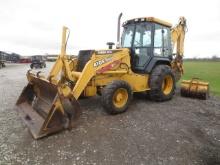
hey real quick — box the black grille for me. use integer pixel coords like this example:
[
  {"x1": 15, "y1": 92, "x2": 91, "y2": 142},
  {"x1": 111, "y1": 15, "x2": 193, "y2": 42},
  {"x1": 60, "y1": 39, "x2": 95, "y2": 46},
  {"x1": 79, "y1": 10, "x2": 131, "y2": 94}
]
[{"x1": 76, "y1": 50, "x2": 94, "y2": 71}]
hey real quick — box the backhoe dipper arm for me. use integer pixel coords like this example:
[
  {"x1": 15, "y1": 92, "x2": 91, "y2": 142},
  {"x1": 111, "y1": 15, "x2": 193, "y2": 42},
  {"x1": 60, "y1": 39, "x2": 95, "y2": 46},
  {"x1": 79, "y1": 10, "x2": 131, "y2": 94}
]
[
  {"x1": 171, "y1": 17, "x2": 187, "y2": 78},
  {"x1": 171, "y1": 17, "x2": 187, "y2": 57}
]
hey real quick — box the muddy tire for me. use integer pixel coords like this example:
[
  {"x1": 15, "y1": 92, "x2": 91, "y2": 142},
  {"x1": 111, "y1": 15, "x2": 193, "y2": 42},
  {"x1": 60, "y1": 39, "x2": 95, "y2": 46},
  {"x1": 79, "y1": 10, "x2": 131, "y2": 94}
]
[
  {"x1": 149, "y1": 65, "x2": 175, "y2": 101},
  {"x1": 101, "y1": 80, "x2": 132, "y2": 115}
]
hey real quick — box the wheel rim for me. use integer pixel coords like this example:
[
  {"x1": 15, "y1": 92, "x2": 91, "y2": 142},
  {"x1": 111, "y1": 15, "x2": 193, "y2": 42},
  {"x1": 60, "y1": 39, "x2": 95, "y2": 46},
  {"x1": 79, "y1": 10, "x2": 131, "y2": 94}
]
[
  {"x1": 162, "y1": 75, "x2": 173, "y2": 95},
  {"x1": 113, "y1": 88, "x2": 128, "y2": 108}
]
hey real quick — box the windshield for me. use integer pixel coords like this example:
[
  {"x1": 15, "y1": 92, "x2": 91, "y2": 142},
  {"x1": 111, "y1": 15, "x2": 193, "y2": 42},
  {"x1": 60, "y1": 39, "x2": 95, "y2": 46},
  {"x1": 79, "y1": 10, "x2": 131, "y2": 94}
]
[
  {"x1": 133, "y1": 23, "x2": 152, "y2": 47},
  {"x1": 32, "y1": 56, "x2": 42, "y2": 60},
  {"x1": 121, "y1": 25, "x2": 135, "y2": 47},
  {"x1": 121, "y1": 23, "x2": 152, "y2": 48}
]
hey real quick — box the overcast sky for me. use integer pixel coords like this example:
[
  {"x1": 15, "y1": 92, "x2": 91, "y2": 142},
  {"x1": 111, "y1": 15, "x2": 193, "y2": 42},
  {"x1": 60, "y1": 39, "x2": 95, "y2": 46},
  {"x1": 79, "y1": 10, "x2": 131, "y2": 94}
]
[{"x1": 0, "y1": 0, "x2": 220, "y2": 58}]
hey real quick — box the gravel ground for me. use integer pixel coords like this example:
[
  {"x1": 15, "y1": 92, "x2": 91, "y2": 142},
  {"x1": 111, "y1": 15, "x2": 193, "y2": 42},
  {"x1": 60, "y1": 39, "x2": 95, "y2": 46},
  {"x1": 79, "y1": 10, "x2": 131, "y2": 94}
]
[{"x1": 0, "y1": 63, "x2": 220, "y2": 165}]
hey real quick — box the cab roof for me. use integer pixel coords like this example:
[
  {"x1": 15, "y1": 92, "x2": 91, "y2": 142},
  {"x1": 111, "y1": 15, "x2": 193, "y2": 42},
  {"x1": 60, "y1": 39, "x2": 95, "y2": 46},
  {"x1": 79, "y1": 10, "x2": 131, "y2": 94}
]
[{"x1": 123, "y1": 17, "x2": 172, "y2": 28}]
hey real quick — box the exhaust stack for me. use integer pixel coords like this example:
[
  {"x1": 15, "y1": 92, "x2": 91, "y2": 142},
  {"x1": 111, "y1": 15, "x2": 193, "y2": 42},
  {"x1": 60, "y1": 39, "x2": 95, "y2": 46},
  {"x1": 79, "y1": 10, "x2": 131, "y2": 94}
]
[{"x1": 117, "y1": 13, "x2": 123, "y2": 48}]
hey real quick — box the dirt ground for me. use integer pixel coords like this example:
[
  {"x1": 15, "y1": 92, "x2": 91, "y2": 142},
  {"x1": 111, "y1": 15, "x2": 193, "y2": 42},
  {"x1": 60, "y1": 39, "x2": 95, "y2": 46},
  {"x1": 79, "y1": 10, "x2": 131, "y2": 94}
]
[{"x1": 0, "y1": 63, "x2": 220, "y2": 165}]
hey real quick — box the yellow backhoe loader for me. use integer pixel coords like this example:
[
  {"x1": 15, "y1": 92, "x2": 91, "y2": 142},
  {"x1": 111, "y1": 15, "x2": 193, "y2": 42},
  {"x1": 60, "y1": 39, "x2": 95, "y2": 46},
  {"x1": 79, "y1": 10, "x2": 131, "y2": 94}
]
[{"x1": 16, "y1": 14, "x2": 187, "y2": 139}]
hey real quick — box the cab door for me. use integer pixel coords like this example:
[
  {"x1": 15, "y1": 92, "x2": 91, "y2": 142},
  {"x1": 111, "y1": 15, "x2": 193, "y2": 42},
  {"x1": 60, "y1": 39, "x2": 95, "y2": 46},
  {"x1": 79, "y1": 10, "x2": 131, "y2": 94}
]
[
  {"x1": 132, "y1": 23, "x2": 153, "y2": 72},
  {"x1": 153, "y1": 24, "x2": 172, "y2": 57}
]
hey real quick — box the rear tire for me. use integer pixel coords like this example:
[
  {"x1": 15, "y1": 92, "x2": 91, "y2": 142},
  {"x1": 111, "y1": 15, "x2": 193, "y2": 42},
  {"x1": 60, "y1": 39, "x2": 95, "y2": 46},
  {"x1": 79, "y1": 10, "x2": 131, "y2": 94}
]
[
  {"x1": 149, "y1": 65, "x2": 175, "y2": 101},
  {"x1": 76, "y1": 50, "x2": 94, "y2": 71},
  {"x1": 101, "y1": 80, "x2": 132, "y2": 115}
]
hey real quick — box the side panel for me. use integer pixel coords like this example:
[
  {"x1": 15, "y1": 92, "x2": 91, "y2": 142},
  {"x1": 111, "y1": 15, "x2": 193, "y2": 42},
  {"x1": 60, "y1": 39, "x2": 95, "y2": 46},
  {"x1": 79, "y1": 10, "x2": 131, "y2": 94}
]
[
  {"x1": 72, "y1": 48, "x2": 132, "y2": 98},
  {"x1": 94, "y1": 73, "x2": 150, "y2": 92},
  {"x1": 121, "y1": 74, "x2": 149, "y2": 92}
]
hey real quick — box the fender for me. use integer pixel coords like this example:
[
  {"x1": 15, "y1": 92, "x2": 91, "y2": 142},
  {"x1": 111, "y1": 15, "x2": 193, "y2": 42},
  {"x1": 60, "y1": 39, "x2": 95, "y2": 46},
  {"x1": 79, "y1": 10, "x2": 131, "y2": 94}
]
[{"x1": 145, "y1": 57, "x2": 171, "y2": 73}]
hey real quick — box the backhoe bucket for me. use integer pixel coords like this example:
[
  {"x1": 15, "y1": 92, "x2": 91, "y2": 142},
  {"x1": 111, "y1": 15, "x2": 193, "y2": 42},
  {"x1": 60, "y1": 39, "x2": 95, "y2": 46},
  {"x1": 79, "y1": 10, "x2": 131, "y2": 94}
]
[
  {"x1": 180, "y1": 78, "x2": 209, "y2": 100},
  {"x1": 16, "y1": 76, "x2": 81, "y2": 139}
]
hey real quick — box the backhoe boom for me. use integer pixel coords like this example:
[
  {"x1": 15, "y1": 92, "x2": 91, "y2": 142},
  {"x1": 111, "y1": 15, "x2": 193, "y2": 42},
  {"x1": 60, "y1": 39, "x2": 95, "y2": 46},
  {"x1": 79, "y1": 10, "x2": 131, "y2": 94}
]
[{"x1": 171, "y1": 17, "x2": 187, "y2": 80}]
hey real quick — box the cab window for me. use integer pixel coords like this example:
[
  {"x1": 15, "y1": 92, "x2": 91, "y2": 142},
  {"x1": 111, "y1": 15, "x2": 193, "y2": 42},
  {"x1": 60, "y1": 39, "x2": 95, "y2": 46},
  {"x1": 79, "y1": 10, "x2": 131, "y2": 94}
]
[
  {"x1": 154, "y1": 24, "x2": 171, "y2": 57},
  {"x1": 133, "y1": 23, "x2": 152, "y2": 68},
  {"x1": 121, "y1": 25, "x2": 135, "y2": 47},
  {"x1": 134, "y1": 23, "x2": 151, "y2": 47}
]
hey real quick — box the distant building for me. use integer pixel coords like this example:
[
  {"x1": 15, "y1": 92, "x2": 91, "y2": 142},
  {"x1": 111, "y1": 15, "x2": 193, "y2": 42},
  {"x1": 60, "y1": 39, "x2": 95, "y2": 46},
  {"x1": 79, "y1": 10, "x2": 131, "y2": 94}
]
[
  {"x1": 46, "y1": 55, "x2": 58, "y2": 62},
  {"x1": 19, "y1": 56, "x2": 32, "y2": 63},
  {"x1": 6, "y1": 53, "x2": 20, "y2": 63},
  {"x1": 46, "y1": 54, "x2": 77, "y2": 61},
  {"x1": 0, "y1": 51, "x2": 21, "y2": 63},
  {"x1": 0, "y1": 51, "x2": 7, "y2": 62}
]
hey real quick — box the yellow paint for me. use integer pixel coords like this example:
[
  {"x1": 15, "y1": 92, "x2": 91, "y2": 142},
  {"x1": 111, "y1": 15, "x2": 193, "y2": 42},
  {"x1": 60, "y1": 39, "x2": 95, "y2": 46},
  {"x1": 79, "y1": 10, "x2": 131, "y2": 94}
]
[
  {"x1": 113, "y1": 88, "x2": 128, "y2": 108},
  {"x1": 181, "y1": 79, "x2": 209, "y2": 93},
  {"x1": 26, "y1": 20, "x2": 185, "y2": 101},
  {"x1": 162, "y1": 75, "x2": 173, "y2": 95},
  {"x1": 126, "y1": 17, "x2": 172, "y2": 27},
  {"x1": 171, "y1": 17, "x2": 187, "y2": 80},
  {"x1": 84, "y1": 86, "x2": 97, "y2": 97},
  {"x1": 19, "y1": 16, "x2": 187, "y2": 138}
]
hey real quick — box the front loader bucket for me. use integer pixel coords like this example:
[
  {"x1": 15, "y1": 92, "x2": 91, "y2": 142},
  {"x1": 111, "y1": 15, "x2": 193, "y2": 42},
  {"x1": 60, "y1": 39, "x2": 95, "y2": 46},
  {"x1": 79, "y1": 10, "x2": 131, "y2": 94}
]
[
  {"x1": 180, "y1": 78, "x2": 209, "y2": 100},
  {"x1": 16, "y1": 76, "x2": 81, "y2": 139}
]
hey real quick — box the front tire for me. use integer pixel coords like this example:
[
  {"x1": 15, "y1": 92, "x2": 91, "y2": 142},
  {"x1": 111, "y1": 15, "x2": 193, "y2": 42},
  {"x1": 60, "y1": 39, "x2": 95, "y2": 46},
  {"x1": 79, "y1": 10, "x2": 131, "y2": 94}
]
[
  {"x1": 149, "y1": 65, "x2": 175, "y2": 101},
  {"x1": 101, "y1": 80, "x2": 132, "y2": 115}
]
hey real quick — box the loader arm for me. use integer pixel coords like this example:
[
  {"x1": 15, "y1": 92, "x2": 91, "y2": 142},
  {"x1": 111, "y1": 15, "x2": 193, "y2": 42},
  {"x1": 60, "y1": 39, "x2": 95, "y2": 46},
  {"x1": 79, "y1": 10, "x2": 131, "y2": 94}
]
[
  {"x1": 71, "y1": 60, "x2": 96, "y2": 99},
  {"x1": 171, "y1": 17, "x2": 187, "y2": 81},
  {"x1": 70, "y1": 50, "x2": 129, "y2": 100},
  {"x1": 48, "y1": 26, "x2": 74, "y2": 83}
]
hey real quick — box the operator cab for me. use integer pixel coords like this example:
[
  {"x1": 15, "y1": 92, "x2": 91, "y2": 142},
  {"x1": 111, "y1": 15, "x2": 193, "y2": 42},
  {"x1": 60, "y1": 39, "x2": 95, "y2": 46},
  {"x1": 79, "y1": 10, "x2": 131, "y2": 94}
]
[{"x1": 121, "y1": 17, "x2": 172, "y2": 73}]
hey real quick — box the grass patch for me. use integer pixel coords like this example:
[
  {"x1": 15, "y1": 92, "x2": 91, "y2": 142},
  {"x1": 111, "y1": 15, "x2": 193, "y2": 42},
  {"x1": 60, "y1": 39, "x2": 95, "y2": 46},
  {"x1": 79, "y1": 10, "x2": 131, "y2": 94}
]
[{"x1": 180, "y1": 61, "x2": 220, "y2": 96}]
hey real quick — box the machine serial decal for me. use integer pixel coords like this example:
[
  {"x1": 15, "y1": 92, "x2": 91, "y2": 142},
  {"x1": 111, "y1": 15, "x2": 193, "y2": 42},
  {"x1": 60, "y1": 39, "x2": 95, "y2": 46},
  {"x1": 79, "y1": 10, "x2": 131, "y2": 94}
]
[{"x1": 93, "y1": 57, "x2": 113, "y2": 67}]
